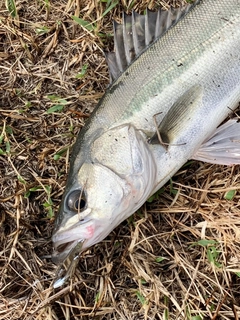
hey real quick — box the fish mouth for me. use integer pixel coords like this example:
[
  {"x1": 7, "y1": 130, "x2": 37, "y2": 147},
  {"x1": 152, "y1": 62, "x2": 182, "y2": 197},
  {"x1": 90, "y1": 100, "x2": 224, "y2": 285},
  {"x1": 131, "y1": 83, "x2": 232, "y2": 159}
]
[
  {"x1": 51, "y1": 214, "x2": 94, "y2": 287},
  {"x1": 52, "y1": 214, "x2": 92, "y2": 264},
  {"x1": 52, "y1": 239, "x2": 81, "y2": 264},
  {"x1": 52, "y1": 239, "x2": 85, "y2": 289}
]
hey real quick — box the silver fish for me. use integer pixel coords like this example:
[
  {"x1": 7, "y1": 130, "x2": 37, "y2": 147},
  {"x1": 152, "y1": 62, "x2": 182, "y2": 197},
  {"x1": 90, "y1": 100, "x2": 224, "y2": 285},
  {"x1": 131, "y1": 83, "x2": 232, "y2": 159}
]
[{"x1": 52, "y1": 0, "x2": 240, "y2": 287}]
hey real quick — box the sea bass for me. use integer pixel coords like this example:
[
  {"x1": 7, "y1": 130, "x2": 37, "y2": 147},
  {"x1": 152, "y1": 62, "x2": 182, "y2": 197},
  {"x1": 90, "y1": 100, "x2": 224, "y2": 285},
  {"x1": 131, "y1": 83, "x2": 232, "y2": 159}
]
[{"x1": 51, "y1": 0, "x2": 240, "y2": 287}]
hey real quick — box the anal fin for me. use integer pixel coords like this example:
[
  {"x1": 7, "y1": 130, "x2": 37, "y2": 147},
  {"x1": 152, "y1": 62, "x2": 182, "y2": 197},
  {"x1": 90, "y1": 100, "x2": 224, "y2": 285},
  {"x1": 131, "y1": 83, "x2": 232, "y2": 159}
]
[{"x1": 193, "y1": 118, "x2": 240, "y2": 165}]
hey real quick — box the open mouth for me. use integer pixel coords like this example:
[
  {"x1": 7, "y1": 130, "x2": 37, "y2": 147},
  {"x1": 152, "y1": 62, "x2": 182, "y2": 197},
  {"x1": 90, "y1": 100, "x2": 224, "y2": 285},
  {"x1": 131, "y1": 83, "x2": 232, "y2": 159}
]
[
  {"x1": 52, "y1": 238, "x2": 82, "y2": 264},
  {"x1": 55, "y1": 241, "x2": 76, "y2": 254},
  {"x1": 51, "y1": 216, "x2": 93, "y2": 287},
  {"x1": 52, "y1": 215, "x2": 93, "y2": 264},
  {"x1": 52, "y1": 223, "x2": 88, "y2": 264}
]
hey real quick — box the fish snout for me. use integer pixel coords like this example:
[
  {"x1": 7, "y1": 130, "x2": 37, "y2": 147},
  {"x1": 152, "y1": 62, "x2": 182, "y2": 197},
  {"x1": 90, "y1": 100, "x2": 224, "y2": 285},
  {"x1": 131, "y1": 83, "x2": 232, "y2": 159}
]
[{"x1": 51, "y1": 212, "x2": 94, "y2": 264}]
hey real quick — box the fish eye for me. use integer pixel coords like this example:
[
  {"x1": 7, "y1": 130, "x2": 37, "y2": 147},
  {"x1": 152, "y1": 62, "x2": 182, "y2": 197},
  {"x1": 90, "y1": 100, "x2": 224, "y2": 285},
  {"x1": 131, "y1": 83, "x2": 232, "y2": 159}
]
[{"x1": 67, "y1": 190, "x2": 86, "y2": 212}]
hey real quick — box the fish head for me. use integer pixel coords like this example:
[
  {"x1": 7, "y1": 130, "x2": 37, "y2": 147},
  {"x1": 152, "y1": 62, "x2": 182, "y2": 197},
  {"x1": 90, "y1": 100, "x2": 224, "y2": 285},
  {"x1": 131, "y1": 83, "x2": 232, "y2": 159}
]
[
  {"x1": 52, "y1": 124, "x2": 157, "y2": 266},
  {"x1": 52, "y1": 161, "x2": 132, "y2": 265}
]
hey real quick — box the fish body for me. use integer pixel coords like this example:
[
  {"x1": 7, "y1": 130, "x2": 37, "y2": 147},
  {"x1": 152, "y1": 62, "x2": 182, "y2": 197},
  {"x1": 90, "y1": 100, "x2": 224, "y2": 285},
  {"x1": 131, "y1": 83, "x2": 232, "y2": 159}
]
[{"x1": 52, "y1": 0, "x2": 240, "y2": 282}]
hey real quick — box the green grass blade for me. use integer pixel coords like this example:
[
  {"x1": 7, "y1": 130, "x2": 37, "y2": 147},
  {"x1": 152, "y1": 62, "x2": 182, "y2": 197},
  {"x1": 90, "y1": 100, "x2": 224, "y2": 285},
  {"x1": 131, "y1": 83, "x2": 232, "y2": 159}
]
[
  {"x1": 102, "y1": 1, "x2": 119, "y2": 18},
  {"x1": 72, "y1": 16, "x2": 96, "y2": 31},
  {"x1": 5, "y1": 0, "x2": 17, "y2": 17}
]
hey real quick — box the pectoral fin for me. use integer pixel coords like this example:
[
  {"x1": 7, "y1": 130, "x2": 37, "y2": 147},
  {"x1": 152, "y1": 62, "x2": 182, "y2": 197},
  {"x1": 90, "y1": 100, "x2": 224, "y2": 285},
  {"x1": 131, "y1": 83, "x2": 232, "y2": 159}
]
[
  {"x1": 149, "y1": 85, "x2": 203, "y2": 145},
  {"x1": 193, "y1": 118, "x2": 240, "y2": 165}
]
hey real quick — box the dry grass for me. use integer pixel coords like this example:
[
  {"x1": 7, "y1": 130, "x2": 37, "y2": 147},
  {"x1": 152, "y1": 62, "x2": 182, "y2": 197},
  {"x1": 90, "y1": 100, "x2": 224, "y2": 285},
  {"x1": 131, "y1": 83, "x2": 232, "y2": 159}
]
[{"x1": 1, "y1": 0, "x2": 240, "y2": 319}]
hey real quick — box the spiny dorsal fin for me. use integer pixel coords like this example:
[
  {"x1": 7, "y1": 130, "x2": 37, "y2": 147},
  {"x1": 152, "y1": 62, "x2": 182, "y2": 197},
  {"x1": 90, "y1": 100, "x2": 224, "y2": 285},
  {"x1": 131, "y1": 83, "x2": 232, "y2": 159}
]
[{"x1": 105, "y1": 2, "x2": 198, "y2": 83}]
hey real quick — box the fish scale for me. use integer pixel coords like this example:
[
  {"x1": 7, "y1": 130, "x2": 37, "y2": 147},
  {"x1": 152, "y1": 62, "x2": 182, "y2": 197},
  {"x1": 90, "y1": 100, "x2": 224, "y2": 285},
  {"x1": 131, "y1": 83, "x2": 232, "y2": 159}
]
[{"x1": 51, "y1": 0, "x2": 240, "y2": 288}]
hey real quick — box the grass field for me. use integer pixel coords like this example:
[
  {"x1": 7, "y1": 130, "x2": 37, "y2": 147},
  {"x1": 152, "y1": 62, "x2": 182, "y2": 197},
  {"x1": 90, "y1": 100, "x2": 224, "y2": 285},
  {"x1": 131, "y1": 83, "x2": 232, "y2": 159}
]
[{"x1": 1, "y1": 0, "x2": 240, "y2": 319}]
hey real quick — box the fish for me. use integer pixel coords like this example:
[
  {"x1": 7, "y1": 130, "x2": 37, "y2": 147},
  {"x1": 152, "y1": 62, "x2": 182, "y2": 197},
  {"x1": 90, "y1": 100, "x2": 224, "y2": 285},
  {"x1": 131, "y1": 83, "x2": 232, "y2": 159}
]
[{"x1": 51, "y1": 0, "x2": 240, "y2": 288}]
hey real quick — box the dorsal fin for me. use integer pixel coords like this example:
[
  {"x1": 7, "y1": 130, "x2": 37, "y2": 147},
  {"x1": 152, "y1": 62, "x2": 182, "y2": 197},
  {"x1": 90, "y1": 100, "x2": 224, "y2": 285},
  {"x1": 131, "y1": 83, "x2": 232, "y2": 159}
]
[{"x1": 105, "y1": 2, "x2": 198, "y2": 83}]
